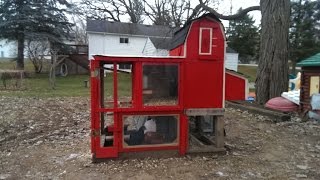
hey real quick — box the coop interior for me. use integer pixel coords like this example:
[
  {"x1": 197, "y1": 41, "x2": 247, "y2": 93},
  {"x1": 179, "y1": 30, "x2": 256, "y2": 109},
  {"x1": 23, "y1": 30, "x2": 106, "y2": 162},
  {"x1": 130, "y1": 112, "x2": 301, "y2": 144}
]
[
  {"x1": 187, "y1": 115, "x2": 224, "y2": 152},
  {"x1": 101, "y1": 114, "x2": 179, "y2": 147},
  {"x1": 142, "y1": 64, "x2": 178, "y2": 106}
]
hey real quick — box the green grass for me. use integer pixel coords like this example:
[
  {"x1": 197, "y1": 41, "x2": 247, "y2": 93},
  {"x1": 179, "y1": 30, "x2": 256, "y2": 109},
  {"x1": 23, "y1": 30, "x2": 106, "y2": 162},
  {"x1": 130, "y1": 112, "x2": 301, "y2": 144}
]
[
  {"x1": 0, "y1": 59, "x2": 35, "y2": 72},
  {"x1": 0, "y1": 73, "x2": 132, "y2": 98},
  {"x1": 0, "y1": 59, "x2": 132, "y2": 97},
  {"x1": 238, "y1": 65, "x2": 257, "y2": 82},
  {"x1": 0, "y1": 74, "x2": 90, "y2": 97}
]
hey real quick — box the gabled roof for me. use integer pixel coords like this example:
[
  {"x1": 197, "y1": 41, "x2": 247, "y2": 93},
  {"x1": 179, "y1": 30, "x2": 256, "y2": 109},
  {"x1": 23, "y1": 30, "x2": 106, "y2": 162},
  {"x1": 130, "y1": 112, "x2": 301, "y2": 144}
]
[
  {"x1": 169, "y1": 13, "x2": 222, "y2": 50},
  {"x1": 297, "y1": 53, "x2": 320, "y2": 67},
  {"x1": 149, "y1": 37, "x2": 172, "y2": 50},
  {"x1": 87, "y1": 19, "x2": 174, "y2": 38}
]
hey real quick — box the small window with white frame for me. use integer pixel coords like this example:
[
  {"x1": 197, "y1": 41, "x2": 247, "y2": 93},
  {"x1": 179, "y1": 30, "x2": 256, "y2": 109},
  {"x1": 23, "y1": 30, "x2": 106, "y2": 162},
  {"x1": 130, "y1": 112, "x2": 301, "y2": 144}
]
[{"x1": 120, "y1": 37, "x2": 129, "y2": 44}]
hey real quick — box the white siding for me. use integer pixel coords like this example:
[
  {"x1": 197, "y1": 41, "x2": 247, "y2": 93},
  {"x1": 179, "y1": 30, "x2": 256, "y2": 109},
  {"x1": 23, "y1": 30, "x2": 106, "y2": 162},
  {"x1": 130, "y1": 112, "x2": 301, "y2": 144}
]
[
  {"x1": 88, "y1": 33, "x2": 151, "y2": 59},
  {"x1": 142, "y1": 38, "x2": 157, "y2": 56},
  {"x1": 88, "y1": 34, "x2": 170, "y2": 59},
  {"x1": 142, "y1": 38, "x2": 169, "y2": 56},
  {"x1": 225, "y1": 53, "x2": 239, "y2": 71},
  {"x1": 0, "y1": 39, "x2": 17, "y2": 59},
  {"x1": 154, "y1": 49, "x2": 169, "y2": 56}
]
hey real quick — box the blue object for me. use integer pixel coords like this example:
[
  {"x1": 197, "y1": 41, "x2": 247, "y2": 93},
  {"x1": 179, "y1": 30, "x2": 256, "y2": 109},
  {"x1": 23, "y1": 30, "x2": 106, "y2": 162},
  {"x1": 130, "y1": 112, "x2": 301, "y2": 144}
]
[{"x1": 246, "y1": 96, "x2": 255, "y2": 102}]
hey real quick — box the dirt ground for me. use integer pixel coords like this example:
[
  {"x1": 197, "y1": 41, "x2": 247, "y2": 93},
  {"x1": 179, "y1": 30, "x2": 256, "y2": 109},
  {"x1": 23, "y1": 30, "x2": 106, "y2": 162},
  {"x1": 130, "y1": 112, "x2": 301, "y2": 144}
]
[{"x1": 0, "y1": 96, "x2": 319, "y2": 180}]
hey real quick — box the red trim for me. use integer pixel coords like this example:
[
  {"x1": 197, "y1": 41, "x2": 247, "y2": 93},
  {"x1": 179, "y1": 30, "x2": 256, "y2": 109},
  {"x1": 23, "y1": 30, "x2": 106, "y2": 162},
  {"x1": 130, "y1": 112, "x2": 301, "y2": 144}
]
[{"x1": 113, "y1": 63, "x2": 118, "y2": 108}]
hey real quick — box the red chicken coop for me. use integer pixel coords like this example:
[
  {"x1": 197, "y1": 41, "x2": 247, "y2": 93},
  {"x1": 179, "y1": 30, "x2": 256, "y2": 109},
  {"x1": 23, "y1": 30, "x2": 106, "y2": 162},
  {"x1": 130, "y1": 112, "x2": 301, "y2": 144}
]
[{"x1": 90, "y1": 14, "x2": 243, "y2": 160}]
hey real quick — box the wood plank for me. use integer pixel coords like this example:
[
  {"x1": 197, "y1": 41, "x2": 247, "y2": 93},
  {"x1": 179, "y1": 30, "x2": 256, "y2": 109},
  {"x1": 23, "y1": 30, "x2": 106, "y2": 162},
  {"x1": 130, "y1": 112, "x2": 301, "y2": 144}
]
[
  {"x1": 215, "y1": 116, "x2": 225, "y2": 148},
  {"x1": 226, "y1": 101, "x2": 291, "y2": 122},
  {"x1": 188, "y1": 146, "x2": 225, "y2": 153},
  {"x1": 189, "y1": 134, "x2": 205, "y2": 146},
  {"x1": 185, "y1": 108, "x2": 224, "y2": 116}
]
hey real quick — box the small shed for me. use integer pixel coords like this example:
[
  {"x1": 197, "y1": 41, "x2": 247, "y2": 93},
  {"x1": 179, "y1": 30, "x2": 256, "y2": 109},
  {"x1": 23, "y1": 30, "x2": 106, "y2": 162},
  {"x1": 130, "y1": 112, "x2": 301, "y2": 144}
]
[
  {"x1": 297, "y1": 53, "x2": 320, "y2": 112},
  {"x1": 225, "y1": 70, "x2": 248, "y2": 101}
]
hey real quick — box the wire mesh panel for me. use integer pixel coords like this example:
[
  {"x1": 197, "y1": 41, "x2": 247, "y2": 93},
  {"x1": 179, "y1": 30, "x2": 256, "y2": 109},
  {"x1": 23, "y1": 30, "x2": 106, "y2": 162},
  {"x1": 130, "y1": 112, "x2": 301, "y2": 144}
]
[
  {"x1": 117, "y1": 63, "x2": 132, "y2": 108},
  {"x1": 142, "y1": 64, "x2": 178, "y2": 106},
  {"x1": 122, "y1": 115, "x2": 179, "y2": 147},
  {"x1": 100, "y1": 64, "x2": 114, "y2": 108},
  {"x1": 100, "y1": 113, "x2": 114, "y2": 147}
]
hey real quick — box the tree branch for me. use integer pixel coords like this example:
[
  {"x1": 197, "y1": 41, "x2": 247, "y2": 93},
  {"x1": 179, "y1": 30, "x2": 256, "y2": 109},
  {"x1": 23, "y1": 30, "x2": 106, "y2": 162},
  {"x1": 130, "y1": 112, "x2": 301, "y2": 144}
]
[{"x1": 199, "y1": 0, "x2": 260, "y2": 20}]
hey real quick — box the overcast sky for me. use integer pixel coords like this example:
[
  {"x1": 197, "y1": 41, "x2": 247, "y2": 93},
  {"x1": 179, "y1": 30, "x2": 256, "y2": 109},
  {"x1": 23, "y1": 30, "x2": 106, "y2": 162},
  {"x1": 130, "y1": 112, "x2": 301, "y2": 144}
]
[
  {"x1": 71, "y1": 0, "x2": 261, "y2": 26},
  {"x1": 203, "y1": 0, "x2": 261, "y2": 26}
]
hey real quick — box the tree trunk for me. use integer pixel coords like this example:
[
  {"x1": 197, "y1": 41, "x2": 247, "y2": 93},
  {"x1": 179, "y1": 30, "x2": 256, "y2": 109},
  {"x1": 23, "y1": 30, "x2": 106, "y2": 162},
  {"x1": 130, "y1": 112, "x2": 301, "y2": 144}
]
[
  {"x1": 255, "y1": 0, "x2": 290, "y2": 104},
  {"x1": 291, "y1": 60, "x2": 296, "y2": 75},
  {"x1": 17, "y1": 36, "x2": 25, "y2": 70}
]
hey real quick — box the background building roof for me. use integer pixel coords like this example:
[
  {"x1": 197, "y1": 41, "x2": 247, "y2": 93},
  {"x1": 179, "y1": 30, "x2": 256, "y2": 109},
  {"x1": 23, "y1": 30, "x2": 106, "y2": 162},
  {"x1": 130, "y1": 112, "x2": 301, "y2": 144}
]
[
  {"x1": 149, "y1": 37, "x2": 172, "y2": 50},
  {"x1": 87, "y1": 20, "x2": 174, "y2": 38},
  {"x1": 297, "y1": 53, "x2": 320, "y2": 67}
]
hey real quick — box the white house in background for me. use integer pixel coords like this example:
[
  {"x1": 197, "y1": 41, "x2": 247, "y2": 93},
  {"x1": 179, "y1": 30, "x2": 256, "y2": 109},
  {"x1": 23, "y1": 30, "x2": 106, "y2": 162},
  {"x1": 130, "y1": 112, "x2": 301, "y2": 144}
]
[
  {"x1": 86, "y1": 20, "x2": 173, "y2": 59},
  {"x1": 0, "y1": 39, "x2": 17, "y2": 59},
  {"x1": 86, "y1": 20, "x2": 239, "y2": 71}
]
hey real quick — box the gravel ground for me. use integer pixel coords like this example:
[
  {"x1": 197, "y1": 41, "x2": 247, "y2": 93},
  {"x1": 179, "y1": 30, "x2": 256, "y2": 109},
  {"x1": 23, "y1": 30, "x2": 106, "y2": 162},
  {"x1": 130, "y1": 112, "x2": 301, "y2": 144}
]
[{"x1": 0, "y1": 96, "x2": 320, "y2": 179}]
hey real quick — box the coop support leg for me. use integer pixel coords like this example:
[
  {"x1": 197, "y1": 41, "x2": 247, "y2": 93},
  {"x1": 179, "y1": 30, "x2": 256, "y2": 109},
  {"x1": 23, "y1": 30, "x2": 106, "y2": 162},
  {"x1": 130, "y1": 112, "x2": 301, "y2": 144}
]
[
  {"x1": 179, "y1": 114, "x2": 188, "y2": 155},
  {"x1": 215, "y1": 116, "x2": 224, "y2": 148}
]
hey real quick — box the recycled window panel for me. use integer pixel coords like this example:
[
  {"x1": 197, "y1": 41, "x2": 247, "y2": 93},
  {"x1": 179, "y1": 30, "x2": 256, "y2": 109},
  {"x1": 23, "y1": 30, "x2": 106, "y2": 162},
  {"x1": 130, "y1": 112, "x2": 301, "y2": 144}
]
[
  {"x1": 199, "y1": 28, "x2": 212, "y2": 55},
  {"x1": 142, "y1": 64, "x2": 178, "y2": 106},
  {"x1": 123, "y1": 115, "x2": 179, "y2": 147}
]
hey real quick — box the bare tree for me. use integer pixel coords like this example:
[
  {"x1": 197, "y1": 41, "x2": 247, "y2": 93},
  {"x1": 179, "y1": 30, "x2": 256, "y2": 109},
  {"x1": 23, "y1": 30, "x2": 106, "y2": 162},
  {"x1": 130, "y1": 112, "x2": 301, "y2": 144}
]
[
  {"x1": 80, "y1": 0, "x2": 144, "y2": 23},
  {"x1": 70, "y1": 16, "x2": 88, "y2": 45},
  {"x1": 119, "y1": 0, "x2": 144, "y2": 23},
  {"x1": 80, "y1": 0, "x2": 120, "y2": 21},
  {"x1": 26, "y1": 39, "x2": 49, "y2": 73},
  {"x1": 198, "y1": 0, "x2": 290, "y2": 104},
  {"x1": 143, "y1": 0, "x2": 218, "y2": 26},
  {"x1": 142, "y1": 0, "x2": 172, "y2": 25}
]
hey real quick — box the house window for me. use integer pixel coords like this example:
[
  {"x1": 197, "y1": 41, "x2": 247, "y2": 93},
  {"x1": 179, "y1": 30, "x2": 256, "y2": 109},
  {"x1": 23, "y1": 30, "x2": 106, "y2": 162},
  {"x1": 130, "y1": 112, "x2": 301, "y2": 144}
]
[
  {"x1": 119, "y1": 63, "x2": 131, "y2": 70},
  {"x1": 120, "y1": 37, "x2": 129, "y2": 44}
]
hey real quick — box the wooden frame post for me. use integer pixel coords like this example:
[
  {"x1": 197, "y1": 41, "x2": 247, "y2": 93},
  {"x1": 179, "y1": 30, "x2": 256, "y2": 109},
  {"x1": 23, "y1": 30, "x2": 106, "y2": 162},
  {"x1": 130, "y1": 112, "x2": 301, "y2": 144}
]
[{"x1": 215, "y1": 116, "x2": 224, "y2": 148}]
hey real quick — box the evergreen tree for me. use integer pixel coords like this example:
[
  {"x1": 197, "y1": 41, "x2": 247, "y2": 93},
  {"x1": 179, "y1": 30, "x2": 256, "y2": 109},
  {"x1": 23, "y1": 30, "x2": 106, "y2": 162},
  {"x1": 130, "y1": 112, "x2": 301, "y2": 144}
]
[
  {"x1": 226, "y1": 9, "x2": 260, "y2": 63},
  {"x1": 290, "y1": 0, "x2": 320, "y2": 73},
  {"x1": 0, "y1": 0, "x2": 73, "y2": 69}
]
